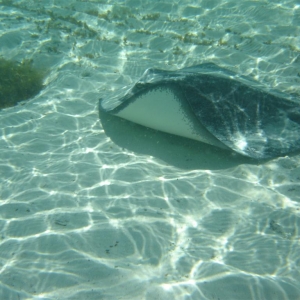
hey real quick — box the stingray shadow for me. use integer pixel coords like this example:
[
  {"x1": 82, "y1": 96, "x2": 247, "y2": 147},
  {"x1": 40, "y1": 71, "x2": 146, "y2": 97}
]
[{"x1": 99, "y1": 110, "x2": 264, "y2": 170}]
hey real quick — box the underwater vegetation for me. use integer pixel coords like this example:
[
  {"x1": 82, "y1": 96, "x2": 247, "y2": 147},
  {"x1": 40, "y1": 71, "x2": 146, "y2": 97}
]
[{"x1": 0, "y1": 58, "x2": 46, "y2": 109}]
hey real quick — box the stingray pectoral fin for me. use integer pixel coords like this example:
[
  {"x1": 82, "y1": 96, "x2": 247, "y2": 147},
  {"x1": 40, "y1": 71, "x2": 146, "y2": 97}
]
[
  {"x1": 100, "y1": 64, "x2": 300, "y2": 159},
  {"x1": 113, "y1": 85, "x2": 228, "y2": 150}
]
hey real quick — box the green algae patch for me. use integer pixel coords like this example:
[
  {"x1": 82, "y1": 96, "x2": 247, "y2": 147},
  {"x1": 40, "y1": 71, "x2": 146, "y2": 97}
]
[{"x1": 0, "y1": 58, "x2": 46, "y2": 109}]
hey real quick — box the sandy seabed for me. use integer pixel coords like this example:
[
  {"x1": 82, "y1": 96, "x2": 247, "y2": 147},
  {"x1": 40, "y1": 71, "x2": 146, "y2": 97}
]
[{"x1": 0, "y1": 0, "x2": 300, "y2": 299}]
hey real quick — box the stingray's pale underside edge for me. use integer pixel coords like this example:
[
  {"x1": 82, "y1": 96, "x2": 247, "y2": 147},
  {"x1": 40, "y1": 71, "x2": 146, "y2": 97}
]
[{"x1": 99, "y1": 63, "x2": 300, "y2": 159}]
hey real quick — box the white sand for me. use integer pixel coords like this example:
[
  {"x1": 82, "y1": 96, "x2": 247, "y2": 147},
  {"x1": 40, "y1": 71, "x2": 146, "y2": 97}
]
[{"x1": 0, "y1": 0, "x2": 300, "y2": 299}]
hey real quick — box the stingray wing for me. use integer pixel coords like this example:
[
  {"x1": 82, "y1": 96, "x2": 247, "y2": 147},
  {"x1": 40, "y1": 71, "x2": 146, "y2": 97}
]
[
  {"x1": 99, "y1": 64, "x2": 300, "y2": 159},
  {"x1": 179, "y1": 65, "x2": 300, "y2": 159}
]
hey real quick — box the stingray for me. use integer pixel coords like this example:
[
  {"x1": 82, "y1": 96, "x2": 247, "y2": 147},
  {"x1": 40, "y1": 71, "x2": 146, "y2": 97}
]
[{"x1": 99, "y1": 63, "x2": 300, "y2": 159}]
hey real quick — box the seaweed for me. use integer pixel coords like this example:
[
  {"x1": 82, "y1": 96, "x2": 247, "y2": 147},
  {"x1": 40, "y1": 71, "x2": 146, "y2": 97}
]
[{"x1": 0, "y1": 58, "x2": 46, "y2": 109}]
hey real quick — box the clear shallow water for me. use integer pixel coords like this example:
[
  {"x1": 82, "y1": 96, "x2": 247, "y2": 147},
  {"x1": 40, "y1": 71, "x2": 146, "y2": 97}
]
[{"x1": 0, "y1": 0, "x2": 300, "y2": 299}]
